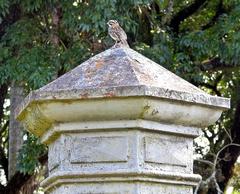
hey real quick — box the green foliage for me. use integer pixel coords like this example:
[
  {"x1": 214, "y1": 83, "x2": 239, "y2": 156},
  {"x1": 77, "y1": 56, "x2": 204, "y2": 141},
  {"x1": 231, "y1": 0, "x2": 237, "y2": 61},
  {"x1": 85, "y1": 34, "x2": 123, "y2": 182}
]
[
  {"x1": 17, "y1": 134, "x2": 46, "y2": 174},
  {"x1": 0, "y1": 0, "x2": 10, "y2": 20}
]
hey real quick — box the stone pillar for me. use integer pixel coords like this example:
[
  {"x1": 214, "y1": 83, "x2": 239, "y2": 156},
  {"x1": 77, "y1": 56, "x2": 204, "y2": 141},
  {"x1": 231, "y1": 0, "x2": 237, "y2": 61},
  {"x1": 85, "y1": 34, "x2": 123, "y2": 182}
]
[{"x1": 16, "y1": 47, "x2": 230, "y2": 194}]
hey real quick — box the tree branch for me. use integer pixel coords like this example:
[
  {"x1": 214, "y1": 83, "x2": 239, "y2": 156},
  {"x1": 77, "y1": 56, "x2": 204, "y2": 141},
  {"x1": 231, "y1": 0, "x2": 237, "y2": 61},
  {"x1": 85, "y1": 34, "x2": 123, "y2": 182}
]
[
  {"x1": 0, "y1": 4, "x2": 21, "y2": 38},
  {"x1": 202, "y1": 0, "x2": 225, "y2": 30},
  {"x1": 200, "y1": 58, "x2": 234, "y2": 71},
  {"x1": 218, "y1": 96, "x2": 240, "y2": 190},
  {"x1": 169, "y1": 0, "x2": 208, "y2": 33},
  {"x1": 194, "y1": 143, "x2": 240, "y2": 194},
  {"x1": 161, "y1": 0, "x2": 174, "y2": 25},
  {"x1": 195, "y1": 158, "x2": 214, "y2": 167}
]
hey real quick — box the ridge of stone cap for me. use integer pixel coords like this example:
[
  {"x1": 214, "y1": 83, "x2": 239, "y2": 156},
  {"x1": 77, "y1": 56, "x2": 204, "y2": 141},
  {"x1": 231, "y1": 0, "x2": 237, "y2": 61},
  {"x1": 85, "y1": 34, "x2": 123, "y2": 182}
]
[{"x1": 15, "y1": 85, "x2": 230, "y2": 121}]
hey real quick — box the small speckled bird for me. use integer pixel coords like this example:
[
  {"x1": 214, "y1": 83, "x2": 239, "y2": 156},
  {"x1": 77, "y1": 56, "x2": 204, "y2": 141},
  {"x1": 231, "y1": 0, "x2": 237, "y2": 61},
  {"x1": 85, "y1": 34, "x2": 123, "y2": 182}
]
[{"x1": 107, "y1": 20, "x2": 129, "y2": 47}]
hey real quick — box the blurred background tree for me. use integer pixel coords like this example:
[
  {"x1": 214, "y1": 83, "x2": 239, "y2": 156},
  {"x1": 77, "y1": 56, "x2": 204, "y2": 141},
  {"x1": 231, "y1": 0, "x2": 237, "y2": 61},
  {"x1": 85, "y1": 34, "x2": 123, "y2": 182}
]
[{"x1": 0, "y1": 0, "x2": 239, "y2": 193}]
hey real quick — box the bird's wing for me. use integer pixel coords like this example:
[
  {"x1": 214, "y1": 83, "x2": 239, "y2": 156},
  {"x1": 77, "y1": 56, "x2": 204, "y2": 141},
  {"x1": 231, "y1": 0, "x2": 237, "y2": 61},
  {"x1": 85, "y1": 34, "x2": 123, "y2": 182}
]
[{"x1": 120, "y1": 27, "x2": 127, "y2": 40}]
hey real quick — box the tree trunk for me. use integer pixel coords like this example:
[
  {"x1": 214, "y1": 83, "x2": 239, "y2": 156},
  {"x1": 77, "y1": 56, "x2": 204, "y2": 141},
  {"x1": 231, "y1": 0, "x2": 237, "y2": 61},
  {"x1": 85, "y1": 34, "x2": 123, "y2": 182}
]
[{"x1": 8, "y1": 83, "x2": 24, "y2": 180}]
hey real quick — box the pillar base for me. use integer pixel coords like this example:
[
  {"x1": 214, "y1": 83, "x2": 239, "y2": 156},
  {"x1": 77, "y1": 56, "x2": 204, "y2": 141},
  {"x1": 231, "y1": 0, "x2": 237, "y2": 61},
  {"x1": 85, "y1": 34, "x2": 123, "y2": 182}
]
[
  {"x1": 42, "y1": 171, "x2": 201, "y2": 193},
  {"x1": 47, "y1": 182, "x2": 195, "y2": 194}
]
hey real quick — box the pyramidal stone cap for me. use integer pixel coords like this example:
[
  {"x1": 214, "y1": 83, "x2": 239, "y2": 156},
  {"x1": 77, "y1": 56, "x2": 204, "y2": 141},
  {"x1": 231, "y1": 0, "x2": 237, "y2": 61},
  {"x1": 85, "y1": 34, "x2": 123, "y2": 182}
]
[{"x1": 16, "y1": 47, "x2": 230, "y2": 139}]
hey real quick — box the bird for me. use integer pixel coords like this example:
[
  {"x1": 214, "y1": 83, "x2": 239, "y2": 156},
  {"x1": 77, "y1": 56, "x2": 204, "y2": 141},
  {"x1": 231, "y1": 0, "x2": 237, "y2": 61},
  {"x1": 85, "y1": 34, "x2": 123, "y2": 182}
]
[{"x1": 107, "y1": 20, "x2": 129, "y2": 48}]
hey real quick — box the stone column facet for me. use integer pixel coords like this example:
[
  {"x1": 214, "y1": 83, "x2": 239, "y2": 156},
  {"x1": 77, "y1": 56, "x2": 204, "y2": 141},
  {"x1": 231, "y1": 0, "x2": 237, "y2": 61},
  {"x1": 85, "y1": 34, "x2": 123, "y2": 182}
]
[{"x1": 16, "y1": 47, "x2": 230, "y2": 194}]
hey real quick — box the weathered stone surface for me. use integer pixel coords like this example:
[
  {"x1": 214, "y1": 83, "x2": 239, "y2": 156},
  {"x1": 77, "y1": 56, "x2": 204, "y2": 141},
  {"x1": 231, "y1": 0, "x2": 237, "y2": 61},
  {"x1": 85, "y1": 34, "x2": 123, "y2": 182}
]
[
  {"x1": 16, "y1": 47, "x2": 229, "y2": 120},
  {"x1": 144, "y1": 137, "x2": 188, "y2": 167},
  {"x1": 46, "y1": 131, "x2": 194, "y2": 175},
  {"x1": 70, "y1": 136, "x2": 129, "y2": 163},
  {"x1": 16, "y1": 46, "x2": 230, "y2": 194},
  {"x1": 17, "y1": 97, "x2": 225, "y2": 138},
  {"x1": 48, "y1": 182, "x2": 193, "y2": 194}
]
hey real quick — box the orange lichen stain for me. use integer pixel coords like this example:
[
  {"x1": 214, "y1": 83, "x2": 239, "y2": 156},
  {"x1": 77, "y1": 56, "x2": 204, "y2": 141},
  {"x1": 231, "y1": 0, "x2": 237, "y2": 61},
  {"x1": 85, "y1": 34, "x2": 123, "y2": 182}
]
[
  {"x1": 95, "y1": 59, "x2": 104, "y2": 69},
  {"x1": 104, "y1": 92, "x2": 116, "y2": 98}
]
